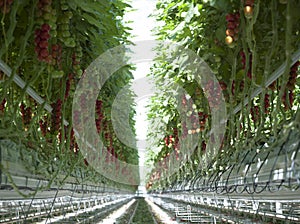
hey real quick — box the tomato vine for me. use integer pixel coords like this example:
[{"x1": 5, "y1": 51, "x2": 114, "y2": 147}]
[
  {"x1": 146, "y1": 0, "x2": 300, "y2": 190},
  {"x1": 0, "y1": 0, "x2": 139, "y2": 192}
]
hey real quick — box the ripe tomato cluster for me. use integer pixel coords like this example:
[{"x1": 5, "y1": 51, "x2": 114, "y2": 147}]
[
  {"x1": 198, "y1": 112, "x2": 209, "y2": 131},
  {"x1": 164, "y1": 135, "x2": 173, "y2": 147},
  {"x1": 287, "y1": 61, "x2": 299, "y2": 91},
  {"x1": 250, "y1": 105, "x2": 260, "y2": 123},
  {"x1": 240, "y1": 51, "x2": 253, "y2": 79},
  {"x1": 36, "y1": 0, "x2": 57, "y2": 38},
  {"x1": 102, "y1": 120, "x2": 120, "y2": 164},
  {"x1": 34, "y1": 24, "x2": 51, "y2": 63},
  {"x1": 51, "y1": 44, "x2": 62, "y2": 68},
  {"x1": 0, "y1": 98, "x2": 6, "y2": 113},
  {"x1": 219, "y1": 81, "x2": 227, "y2": 91},
  {"x1": 204, "y1": 80, "x2": 223, "y2": 109},
  {"x1": 39, "y1": 117, "x2": 47, "y2": 137},
  {"x1": 225, "y1": 12, "x2": 240, "y2": 47},
  {"x1": 173, "y1": 128, "x2": 180, "y2": 160},
  {"x1": 163, "y1": 127, "x2": 180, "y2": 160},
  {"x1": 34, "y1": 0, "x2": 80, "y2": 80},
  {"x1": 50, "y1": 99, "x2": 62, "y2": 134},
  {"x1": 180, "y1": 92, "x2": 212, "y2": 137},
  {"x1": 282, "y1": 61, "x2": 300, "y2": 110},
  {"x1": 225, "y1": 0, "x2": 254, "y2": 47},
  {"x1": 64, "y1": 73, "x2": 73, "y2": 100},
  {"x1": 264, "y1": 94, "x2": 270, "y2": 114},
  {"x1": 201, "y1": 140, "x2": 206, "y2": 152},
  {"x1": 148, "y1": 170, "x2": 161, "y2": 184},
  {"x1": 268, "y1": 81, "x2": 277, "y2": 91},
  {"x1": 95, "y1": 99, "x2": 104, "y2": 134},
  {"x1": 244, "y1": 0, "x2": 254, "y2": 19},
  {"x1": 70, "y1": 128, "x2": 79, "y2": 154},
  {"x1": 231, "y1": 80, "x2": 245, "y2": 96},
  {"x1": 20, "y1": 103, "x2": 32, "y2": 127}
]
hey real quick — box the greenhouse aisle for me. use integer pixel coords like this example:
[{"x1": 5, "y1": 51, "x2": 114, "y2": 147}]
[{"x1": 1, "y1": 0, "x2": 300, "y2": 223}]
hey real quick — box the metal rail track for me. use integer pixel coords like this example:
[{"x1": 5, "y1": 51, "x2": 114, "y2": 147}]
[
  {"x1": 145, "y1": 199, "x2": 158, "y2": 224},
  {"x1": 151, "y1": 193, "x2": 300, "y2": 223},
  {"x1": 128, "y1": 199, "x2": 139, "y2": 224},
  {"x1": 0, "y1": 195, "x2": 133, "y2": 224}
]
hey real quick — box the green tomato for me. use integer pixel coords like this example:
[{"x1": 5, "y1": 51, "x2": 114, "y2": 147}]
[
  {"x1": 228, "y1": 42, "x2": 236, "y2": 48},
  {"x1": 62, "y1": 30, "x2": 71, "y2": 38},
  {"x1": 49, "y1": 17, "x2": 57, "y2": 24},
  {"x1": 51, "y1": 23, "x2": 57, "y2": 30},
  {"x1": 43, "y1": 12, "x2": 52, "y2": 21},
  {"x1": 76, "y1": 69, "x2": 83, "y2": 77},
  {"x1": 76, "y1": 50, "x2": 83, "y2": 58},
  {"x1": 48, "y1": 21, "x2": 56, "y2": 29},
  {"x1": 42, "y1": 5, "x2": 52, "y2": 13},
  {"x1": 61, "y1": 4, "x2": 68, "y2": 11},
  {"x1": 65, "y1": 37, "x2": 76, "y2": 47},
  {"x1": 36, "y1": 18, "x2": 44, "y2": 25},
  {"x1": 52, "y1": 70, "x2": 64, "y2": 79},
  {"x1": 73, "y1": 64, "x2": 81, "y2": 71},
  {"x1": 50, "y1": 30, "x2": 57, "y2": 38},
  {"x1": 60, "y1": 24, "x2": 69, "y2": 31},
  {"x1": 51, "y1": 9, "x2": 57, "y2": 16},
  {"x1": 215, "y1": 56, "x2": 221, "y2": 63},
  {"x1": 64, "y1": 11, "x2": 73, "y2": 19},
  {"x1": 59, "y1": 16, "x2": 69, "y2": 24}
]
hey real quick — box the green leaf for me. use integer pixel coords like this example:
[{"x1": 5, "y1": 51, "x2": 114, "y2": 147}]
[
  {"x1": 162, "y1": 114, "x2": 170, "y2": 123},
  {"x1": 170, "y1": 21, "x2": 185, "y2": 37},
  {"x1": 81, "y1": 12, "x2": 102, "y2": 28},
  {"x1": 185, "y1": 83, "x2": 197, "y2": 96},
  {"x1": 184, "y1": 3, "x2": 195, "y2": 23},
  {"x1": 67, "y1": 1, "x2": 77, "y2": 10},
  {"x1": 209, "y1": 0, "x2": 231, "y2": 11},
  {"x1": 236, "y1": 69, "x2": 245, "y2": 80},
  {"x1": 215, "y1": 26, "x2": 225, "y2": 42},
  {"x1": 73, "y1": 0, "x2": 107, "y2": 14}
]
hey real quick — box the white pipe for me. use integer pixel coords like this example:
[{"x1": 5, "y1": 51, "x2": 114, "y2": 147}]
[
  {"x1": 0, "y1": 59, "x2": 69, "y2": 126},
  {"x1": 232, "y1": 47, "x2": 300, "y2": 114}
]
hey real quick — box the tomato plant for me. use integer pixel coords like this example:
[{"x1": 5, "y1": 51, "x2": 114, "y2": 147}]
[
  {"x1": 146, "y1": 0, "x2": 300, "y2": 190},
  {"x1": 0, "y1": 0, "x2": 138, "y2": 192}
]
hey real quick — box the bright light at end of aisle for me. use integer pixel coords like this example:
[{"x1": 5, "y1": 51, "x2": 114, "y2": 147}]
[
  {"x1": 125, "y1": 0, "x2": 158, "y2": 187},
  {"x1": 132, "y1": 61, "x2": 155, "y2": 186}
]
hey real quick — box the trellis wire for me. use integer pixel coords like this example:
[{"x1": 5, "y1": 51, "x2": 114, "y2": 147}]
[
  {"x1": 157, "y1": 123, "x2": 300, "y2": 195},
  {"x1": 0, "y1": 192, "x2": 134, "y2": 223}
]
